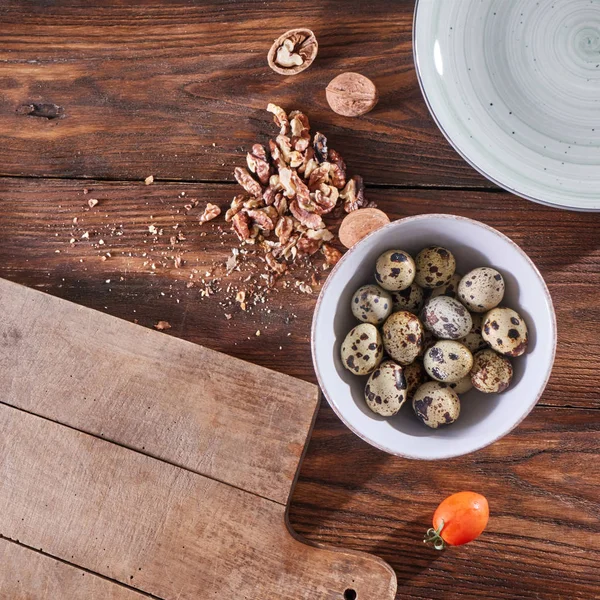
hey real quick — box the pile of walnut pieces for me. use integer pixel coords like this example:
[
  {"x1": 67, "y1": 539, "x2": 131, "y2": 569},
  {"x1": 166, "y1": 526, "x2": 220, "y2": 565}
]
[{"x1": 226, "y1": 104, "x2": 370, "y2": 276}]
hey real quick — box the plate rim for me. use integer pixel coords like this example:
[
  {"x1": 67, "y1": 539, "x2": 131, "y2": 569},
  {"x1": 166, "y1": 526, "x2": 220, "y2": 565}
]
[{"x1": 412, "y1": 0, "x2": 600, "y2": 213}]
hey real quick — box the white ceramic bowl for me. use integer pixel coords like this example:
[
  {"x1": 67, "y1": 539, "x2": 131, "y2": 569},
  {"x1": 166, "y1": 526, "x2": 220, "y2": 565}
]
[
  {"x1": 312, "y1": 215, "x2": 556, "y2": 459},
  {"x1": 414, "y1": 0, "x2": 600, "y2": 211}
]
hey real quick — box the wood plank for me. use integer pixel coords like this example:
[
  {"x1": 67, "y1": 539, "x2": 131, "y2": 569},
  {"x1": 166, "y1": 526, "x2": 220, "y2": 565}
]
[
  {"x1": 290, "y1": 403, "x2": 600, "y2": 600},
  {"x1": 0, "y1": 538, "x2": 154, "y2": 600},
  {"x1": 0, "y1": 177, "x2": 598, "y2": 410},
  {"x1": 0, "y1": 0, "x2": 490, "y2": 188},
  {"x1": 0, "y1": 276, "x2": 319, "y2": 506},
  {"x1": 0, "y1": 403, "x2": 397, "y2": 600}
]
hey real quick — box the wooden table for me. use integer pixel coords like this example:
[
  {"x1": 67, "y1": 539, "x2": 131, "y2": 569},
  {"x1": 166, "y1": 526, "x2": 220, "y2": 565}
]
[{"x1": 0, "y1": 2, "x2": 598, "y2": 598}]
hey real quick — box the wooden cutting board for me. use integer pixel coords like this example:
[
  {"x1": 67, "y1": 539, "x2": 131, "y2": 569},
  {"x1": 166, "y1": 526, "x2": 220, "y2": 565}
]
[{"x1": 0, "y1": 278, "x2": 397, "y2": 600}]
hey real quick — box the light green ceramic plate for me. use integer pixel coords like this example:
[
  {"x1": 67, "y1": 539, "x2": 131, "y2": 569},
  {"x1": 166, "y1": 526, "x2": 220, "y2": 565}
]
[{"x1": 414, "y1": 0, "x2": 600, "y2": 211}]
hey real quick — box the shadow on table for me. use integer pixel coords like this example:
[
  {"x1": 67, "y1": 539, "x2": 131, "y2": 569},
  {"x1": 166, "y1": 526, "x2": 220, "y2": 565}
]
[
  {"x1": 369, "y1": 512, "x2": 445, "y2": 589},
  {"x1": 288, "y1": 399, "x2": 445, "y2": 590}
]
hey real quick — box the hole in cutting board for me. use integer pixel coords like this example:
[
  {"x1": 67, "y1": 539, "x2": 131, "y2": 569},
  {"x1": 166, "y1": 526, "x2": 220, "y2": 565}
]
[{"x1": 344, "y1": 589, "x2": 357, "y2": 600}]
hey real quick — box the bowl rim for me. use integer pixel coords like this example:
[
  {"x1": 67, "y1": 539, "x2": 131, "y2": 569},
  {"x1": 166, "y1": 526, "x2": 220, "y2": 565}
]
[
  {"x1": 311, "y1": 213, "x2": 557, "y2": 459},
  {"x1": 412, "y1": 0, "x2": 600, "y2": 213}
]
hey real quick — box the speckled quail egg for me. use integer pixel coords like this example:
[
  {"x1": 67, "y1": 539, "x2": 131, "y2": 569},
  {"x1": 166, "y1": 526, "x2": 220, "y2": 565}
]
[
  {"x1": 341, "y1": 323, "x2": 383, "y2": 375},
  {"x1": 470, "y1": 349, "x2": 513, "y2": 393},
  {"x1": 449, "y1": 375, "x2": 474, "y2": 395},
  {"x1": 382, "y1": 311, "x2": 424, "y2": 366},
  {"x1": 412, "y1": 381, "x2": 461, "y2": 429},
  {"x1": 364, "y1": 360, "x2": 407, "y2": 416},
  {"x1": 430, "y1": 273, "x2": 462, "y2": 300},
  {"x1": 482, "y1": 307, "x2": 529, "y2": 357},
  {"x1": 421, "y1": 296, "x2": 473, "y2": 340},
  {"x1": 414, "y1": 246, "x2": 456, "y2": 289},
  {"x1": 403, "y1": 361, "x2": 428, "y2": 400},
  {"x1": 351, "y1": 284, "x2": 392, "y2": 325},
  {"x1": 423, "y1": 340, "x2": 474, "y2": 384},
  {"x1": 390, "y1": 283, "x2": 425, "y2": 314},
  {"x1": 458, "y1": 267, "x2": 505, "y2": 313},
  {"x1": 374, "y1": 250, "x2": 416, "y2": 291},
  {"x1": 459, "y1": 313, "x2": 488, "y2": 353}
]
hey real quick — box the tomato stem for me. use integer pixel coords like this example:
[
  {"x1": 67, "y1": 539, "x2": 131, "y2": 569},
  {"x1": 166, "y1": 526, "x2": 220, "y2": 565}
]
[{"x1": 424, "y1": 519, "x2": 446, "y2": 550}]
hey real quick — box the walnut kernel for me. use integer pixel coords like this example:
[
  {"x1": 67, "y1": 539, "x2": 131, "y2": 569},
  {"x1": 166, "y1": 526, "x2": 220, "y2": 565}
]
[
  {"x1": 199, "y1": 203, "x2": 221, "y2": 224},
  {"x1": 267, "y1": 29, "x2": 318, "y2": 76}
]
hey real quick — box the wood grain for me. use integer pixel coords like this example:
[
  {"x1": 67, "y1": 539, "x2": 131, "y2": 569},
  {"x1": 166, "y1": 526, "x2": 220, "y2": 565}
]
[
  {"x1": 0, "y1": 276, "x2": 318, "y2": 506},
  {"x1": 0, "y1": 0, "x2": 491, "y2": 188},
  {"x1": 1, "y1": 2, "x2": 599, "y2": 597},
  {"x1": 0, "y1": 177, "x2": 598, "y2": 411},
  {"x1": 0, "y1": 538, "x2": 153, "y2": 600},
  {"x1": 290, "y1": 402, "x2": 600, "y2": 600},
  {"x1": 0, "y1": 403, "x2": 397, "y2": 600}
]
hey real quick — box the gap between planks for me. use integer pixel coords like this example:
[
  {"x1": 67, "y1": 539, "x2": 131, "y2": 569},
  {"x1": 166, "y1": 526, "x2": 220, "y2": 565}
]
[
  {"x1": 0, "y1": 399, "x2": 291, "y2": 508},
  {"x1": 0, "y1": 172, "x2": 501, "y2": 192},
  {"x1": 0, "y1": 535, "x2": 164, "y2": 600}
]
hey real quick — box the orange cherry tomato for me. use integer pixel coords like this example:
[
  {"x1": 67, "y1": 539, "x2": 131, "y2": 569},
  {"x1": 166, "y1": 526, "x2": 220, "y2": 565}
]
[{"x1": 424, "y1": 491, "x2": 489, "y2": 550}]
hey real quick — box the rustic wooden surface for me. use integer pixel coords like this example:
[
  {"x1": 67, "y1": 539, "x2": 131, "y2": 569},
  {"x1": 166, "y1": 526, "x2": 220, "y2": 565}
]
[
  {"x1": 0, "y1": 1, "x2": 599, "y2": 599},
  {"x1": 0, "y1": 400, "x2": 395, "y2": 599},
  {"x1": 0, "y1": 0, "x2": 492, "y2": 188},
  {"x1": 0, "y1": 538, "x2": 150, "y2": 600},
  {"x1": 0, "y1": 276, "x2": 319, "y2": 505}
]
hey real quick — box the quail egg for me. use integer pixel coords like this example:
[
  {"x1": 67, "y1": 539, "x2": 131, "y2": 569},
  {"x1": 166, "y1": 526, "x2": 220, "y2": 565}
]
[
  {"x1": 429, "y1": 273, "x2": 462, "y2": 300},
  {"x1": 374, "y1": 250, "x2": 416, "y2": 291},
  {"x1": 471, "y1": 349, "x2": 513, "y2": 393},
  {"x1": 404, "y1": 361, "x2": 428, "y2": 400},
  {"x1": 459, "y1": 313, "x2": 488, "y2": 353},
  {"x1": 341, "y1": 323, "x2": 383, "y2": 375},
  {"x1": 414, "y1": 246, "x2": 456, "y2": 289},
  {"x1": 364, "y1": 360, "x2": 407, "y2": 416},
  {"x1": 482, "y1": 307, "x2": 529, "y2": 357},
  {"x1": 423, "y1": 340, "x2": 473, "y2": 383},
  {"x1": 449, "y1": 375, "x2": 473, "y2": 395},
  {"x1": 390, "y1": 283, "x2": 425, "y2": 314},
  {"x1": 458, "y1": 267, "x2": 505, "y2": 313},
  {"x1": 412, "y1": 381, "x2": 461, "y2": 428},
  {"x1": 351, "y1": 284, "x2": 392, "y2": 325},
  {"x1": 382, "y1": 311, "x2": 424, "y2": 365},
  {"x1": 421, "y1": 296, "x2": 472, "y2": 340}
]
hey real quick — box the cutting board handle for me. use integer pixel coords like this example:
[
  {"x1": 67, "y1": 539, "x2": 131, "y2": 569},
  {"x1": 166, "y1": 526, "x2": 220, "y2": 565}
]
[{"x1": 285, "y1": 516, "x2": 398, "y2": 599}]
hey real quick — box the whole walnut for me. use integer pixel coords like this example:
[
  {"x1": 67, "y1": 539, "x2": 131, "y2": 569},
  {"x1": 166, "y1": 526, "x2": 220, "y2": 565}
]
[{"x1": 326, "y1": 72, "x2": 379, "y2": 117}]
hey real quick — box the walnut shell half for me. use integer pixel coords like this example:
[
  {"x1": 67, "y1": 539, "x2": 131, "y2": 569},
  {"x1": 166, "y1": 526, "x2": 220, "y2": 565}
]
[{"x1": 267, "y1": 28, "x2": 318, "y2": 76}]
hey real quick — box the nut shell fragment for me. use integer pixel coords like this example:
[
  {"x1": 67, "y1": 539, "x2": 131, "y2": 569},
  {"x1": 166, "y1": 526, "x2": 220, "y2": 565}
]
[
  {"x1": 338, "y1": 208, "x2": 390, "y2": 249},
  {"x1": 267, "y1": 29, "x2": 318, "y2": 76}
]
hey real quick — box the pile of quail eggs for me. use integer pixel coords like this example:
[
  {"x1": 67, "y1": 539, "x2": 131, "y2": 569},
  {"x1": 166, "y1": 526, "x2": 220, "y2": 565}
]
[{"x1": 340, "y1": 247, "x2": 528, "y2": 429}]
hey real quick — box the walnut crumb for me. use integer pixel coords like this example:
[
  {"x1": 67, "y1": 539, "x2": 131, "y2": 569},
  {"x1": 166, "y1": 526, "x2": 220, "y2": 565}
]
[
  {"x1": 88, "y1": 198, "x2": 99, "y2": 208},
  {"x1": 145, "y1": 175, "x2": 154, "y2": 185},
  {"x1": 154, "y1": 321, "x2": 171, "y2": 330}
]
